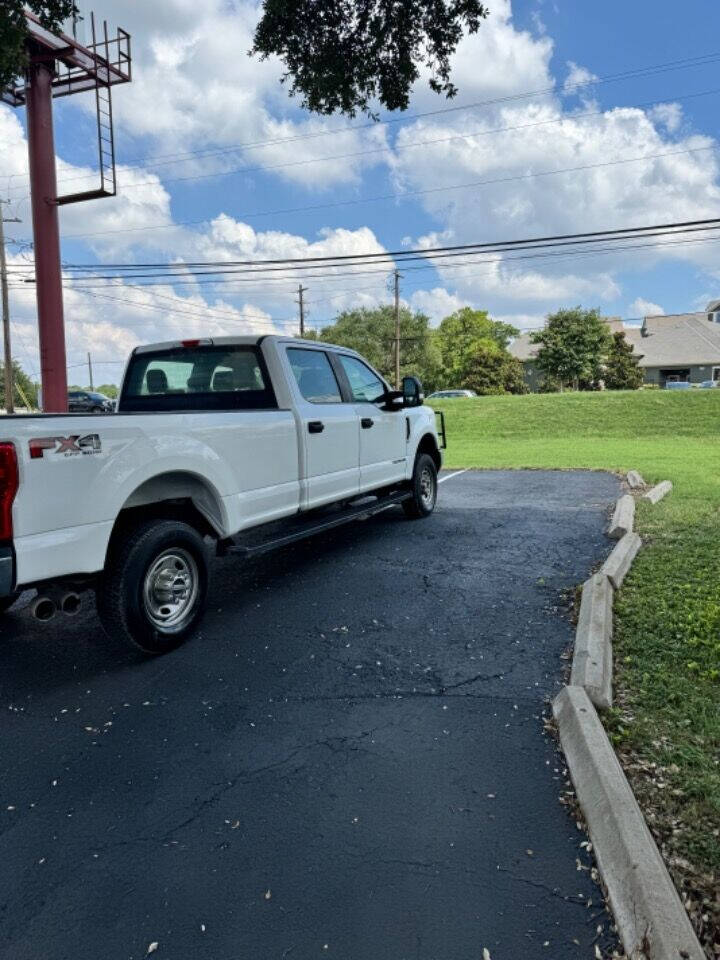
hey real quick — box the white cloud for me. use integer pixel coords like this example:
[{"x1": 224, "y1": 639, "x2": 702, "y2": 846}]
[
  {"x1": 4, "y1": 0, "x2": 720, "y2": 364},
  {"x1": 629, "y1": 297, "x2": 665, "y2": 318},
  {"x1": 67, "y1": 0, "x2": 388, "y2": 189},
  {"x1": 6, "y1": 249, "x2": 287, "y2": 387},
  {"x1": 563, "y1": 61, "x2": 599, "y2": 98},
  {"x1": 388, "y1": 2, "x2": 720, "y2": 315},
  {"x1": 409, "y1": 287, "x2": 465, "y2": 324},
  {"x1": 649, "y1": 102, "x2": 683, "y2": 134}
]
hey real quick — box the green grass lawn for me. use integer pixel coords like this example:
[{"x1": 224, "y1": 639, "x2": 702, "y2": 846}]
[{"x1": 432, "y1": 390, "x2": 720, "y2": 948}]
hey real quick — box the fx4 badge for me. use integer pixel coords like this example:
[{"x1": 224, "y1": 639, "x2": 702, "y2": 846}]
[{"x1": 29, "y1": 434, "x2": 102, "y2": 460}]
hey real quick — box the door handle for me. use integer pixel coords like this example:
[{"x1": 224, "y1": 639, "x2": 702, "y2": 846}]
[
  {"x1": 308, "y1": 421, "x2": 325, "y2": 433},
  {"x1": 361, "y1": 417, "x2": 374, "y2": 429}
]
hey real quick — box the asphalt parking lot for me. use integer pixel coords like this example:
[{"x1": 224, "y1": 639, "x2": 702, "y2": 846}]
[{"x1": 0, "y1": 469, "x2": 621, "y2": 960}]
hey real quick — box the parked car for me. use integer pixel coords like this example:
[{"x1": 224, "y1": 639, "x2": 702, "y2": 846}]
[
  {"x1": 427, "y1": 389, "x2": 477, "y2": 399},
  {"x1": 0, "y1": 336, "x2": 443, "y2": 653},
  {"x1": 68, "y1": 390, "x2": 115, "y2": 413},
  {"x1": 698, "y1": 380, "x2": 718, "y2": 389},
  {"x1": 665, "y1": 381, "x2": 692, "y2": 390}
]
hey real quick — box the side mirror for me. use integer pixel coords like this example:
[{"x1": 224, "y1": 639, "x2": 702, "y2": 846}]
[{"x1": 402, "y1": 376, "x2": 424, "y2": 407}]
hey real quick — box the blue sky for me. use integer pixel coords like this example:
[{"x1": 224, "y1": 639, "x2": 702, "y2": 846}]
[{"x1": 3, "y1": 0, "x2": 720, "y2": 386}]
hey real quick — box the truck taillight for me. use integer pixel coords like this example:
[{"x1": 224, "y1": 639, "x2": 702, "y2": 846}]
[{"x1": 0, "y1": 443, "x2": 19, "y2": 541}]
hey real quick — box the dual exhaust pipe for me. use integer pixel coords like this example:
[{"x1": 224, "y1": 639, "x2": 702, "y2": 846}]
[{"x1": 31, "y1": 591, "x2": 82, "y2": 623}]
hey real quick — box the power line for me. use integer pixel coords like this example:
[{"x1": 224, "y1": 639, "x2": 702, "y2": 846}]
[
  {"x1": 12, "y1": 142, "x2": 715, "y2": 249},
  {"x1": 60, "y1": 287, "x2": 298, "y2": 330},
  {"x1": 14, "y1": 84, "x2": 720, "y2": 196},
  {"x1": 7, "y1": 49, "x2": 720, "y2": 184},
  {"x1": 40, "y1": 216, "x2": 720, "y2": 280}
]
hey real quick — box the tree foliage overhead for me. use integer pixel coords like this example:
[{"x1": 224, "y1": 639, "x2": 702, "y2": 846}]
[
  {"x1": 531, "y1": 307, "x2": 612, "y2": 391},
  {"x1": 0, "y1": 2, "x2": 76, "y2": 92},
  {"x1": 604, "y1": 331, "x2": 644, "y2": 390},
  {"x1": 252, "y1": 0, "x2": 488, "y2": 117}
]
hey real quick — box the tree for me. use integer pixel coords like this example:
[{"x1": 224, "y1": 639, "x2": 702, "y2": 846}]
[
  {"x1": 96, "y1": 383, "x2": 119, "y2": 399},
  {"x1": 252, "y1": 0, "x2": 488, "y2": 118},
  {"x1": 462, "y1": 339, "x2": 528, "y2": 395},
  {"x1": 1, "y1": 361, "x2": 39, "y2": 410},
  {"x1": 0, "y1": 2, "x2": 76, "y2": 91},
  {"x1": 434, "y1": 307, "x2": 519, "y2": 386},
  {"x1": 531, "y1": 307, "x2": 612, "y2": 391},
  {"x1": 306, "y1": 306, "x2": 442, "y2": 391},
  {"x1": 604, "y1": 331, "x2": 644, "y2": 390}
]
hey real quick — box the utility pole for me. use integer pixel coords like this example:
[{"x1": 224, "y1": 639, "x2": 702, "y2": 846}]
[
  {"x1": 296, "y1": 284, "x2": 307, "y2": 337},
  {"x1": 87, "y1": 352, "x2": 94, "y2": 390},
  {"x1": 394, "y1": 269, "x2": 402, "y2": 389},
  {"x1": 0, "y1": 204, "x2": 21, "y2": 415}
]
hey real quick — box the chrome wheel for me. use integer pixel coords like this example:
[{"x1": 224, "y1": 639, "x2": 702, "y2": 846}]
[
  {"x1": 419, "y1": 465, "x2": 436, "y2": 509},
  {"x1": 143, "y1": 548, "x2": 199, "y2": 633}
]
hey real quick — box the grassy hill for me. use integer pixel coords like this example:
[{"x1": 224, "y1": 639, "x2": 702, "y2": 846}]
[{"x1": 432, "y1": 390, "x2": 720, "y2": 949}]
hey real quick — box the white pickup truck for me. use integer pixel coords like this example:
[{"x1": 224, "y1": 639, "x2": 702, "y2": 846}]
[{"x1": 0, "y1": 336, "x2": 444, "y2": 653}]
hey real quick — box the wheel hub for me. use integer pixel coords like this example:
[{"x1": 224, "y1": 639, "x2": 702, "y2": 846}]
[
  {"x1": 419, "y1": 466, "x2": 435, "y2": 508},
  {"x1": 143, "y1": 549, "x2": 199, "y2": 631}
]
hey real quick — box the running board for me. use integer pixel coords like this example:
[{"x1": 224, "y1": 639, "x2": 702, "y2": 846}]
[{"x1": 226, "y1": 490, "x2": 412, "y2": 559}]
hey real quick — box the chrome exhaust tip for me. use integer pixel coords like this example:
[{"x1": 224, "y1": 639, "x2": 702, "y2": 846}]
[
  {"x1": 31, "y1": 597, "x2": 57, "y2": 622},
  {"x1": 61, "y1": 593, "x2": 81, "y2": 617}
]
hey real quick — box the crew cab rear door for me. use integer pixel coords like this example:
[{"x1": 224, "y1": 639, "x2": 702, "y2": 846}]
[
  {"x1": 284, "y1": 346, "x2": 360, "y2": 509},
  {"x1": 334, "y1": 353, "x2": 407, "y2": 490}
]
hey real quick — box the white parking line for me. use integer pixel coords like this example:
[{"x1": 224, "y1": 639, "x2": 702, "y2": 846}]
[{"x1": 438, "y1": 468, "x2": 469, "y2": 484}]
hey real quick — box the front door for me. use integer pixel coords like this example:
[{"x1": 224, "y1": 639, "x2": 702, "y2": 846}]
[
  {"x1": 285, "y1": 347, "x2": 360, "y2": 509},
  {"x1": 336, "y1": 353, "x2": 407, "y2": 491}
]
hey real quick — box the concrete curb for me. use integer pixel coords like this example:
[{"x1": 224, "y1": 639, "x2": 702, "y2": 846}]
[
  {"x1": 553, "y1": 687, "x2": 705, "y2": 960},
  {"x1": 608, "y1": 494, "x2": 635, "y2": 540},
  {"x1": 626, "y1": 470, "x2": 646, "y2": 490},
  {"x1": 601, "y1": 531, "x2": 642, "y2": 589},
  {"x1": 570, "y1": 573, "x2": 613, "y2": 709},
  {"x1": 643, "y1": 480, "x2": 673, "y2": 505}
]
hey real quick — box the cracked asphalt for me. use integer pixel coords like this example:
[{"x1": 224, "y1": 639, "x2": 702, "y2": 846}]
[{"x1": 0, "y1": 469, "x2": 621, "y2": 960}]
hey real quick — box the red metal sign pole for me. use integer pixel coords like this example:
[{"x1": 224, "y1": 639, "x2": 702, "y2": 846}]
[{"x1": 26, "y1": 56, "x2": 68, "y2": 413}]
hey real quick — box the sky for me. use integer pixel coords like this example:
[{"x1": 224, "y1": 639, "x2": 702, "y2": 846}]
[{"x1": 3, "y1": 0, "x2": 720, "y2": 387}]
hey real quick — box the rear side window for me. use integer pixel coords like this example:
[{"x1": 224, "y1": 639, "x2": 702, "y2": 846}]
[
  {"x1": 287, "y1": 348, "x2": 342, "y2": 404},
  {"x1": 119, "y1": 345, "x2": 277, "y2": 412}
]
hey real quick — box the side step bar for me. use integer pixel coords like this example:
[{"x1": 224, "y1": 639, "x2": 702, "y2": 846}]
[{"x1": 226, "y1": 490, "x2": 412, "y2": 559}]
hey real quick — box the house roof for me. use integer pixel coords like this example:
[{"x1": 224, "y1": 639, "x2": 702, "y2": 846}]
[
  {"x1": 508, "y1": 317, "x2": 624, "y2": 362},
  {"x1": 625, "y1": 314, "x2": 720, "y2": 367}
]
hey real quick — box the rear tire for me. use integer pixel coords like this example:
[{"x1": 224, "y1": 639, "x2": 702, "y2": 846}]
[
  {"x1": 403, "y1": 453, "x2": 438, "y2": 519},
  {"x1": 96, "y1": 520, "x2": 210, "y2": 654}
]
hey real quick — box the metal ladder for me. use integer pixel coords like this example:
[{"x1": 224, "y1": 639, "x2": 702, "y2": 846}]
[{"x1": 96, "y1": 82, "x2": 116, "y2": 197}]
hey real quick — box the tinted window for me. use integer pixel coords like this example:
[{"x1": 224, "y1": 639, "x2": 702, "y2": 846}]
[
  {"x1": 338, "y1": 355, "x2": 384, "y2": 402},
  {"x1": 287, "y1": 349, "x2": 341, "y2": 403},
  {"x1": 119, "y1": 345, "x2": 276, "y2": 412}
]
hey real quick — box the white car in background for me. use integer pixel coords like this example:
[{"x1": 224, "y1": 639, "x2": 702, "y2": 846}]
[{"x1": 427, "y1": 389, "x2": 477, "y2": 399}]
